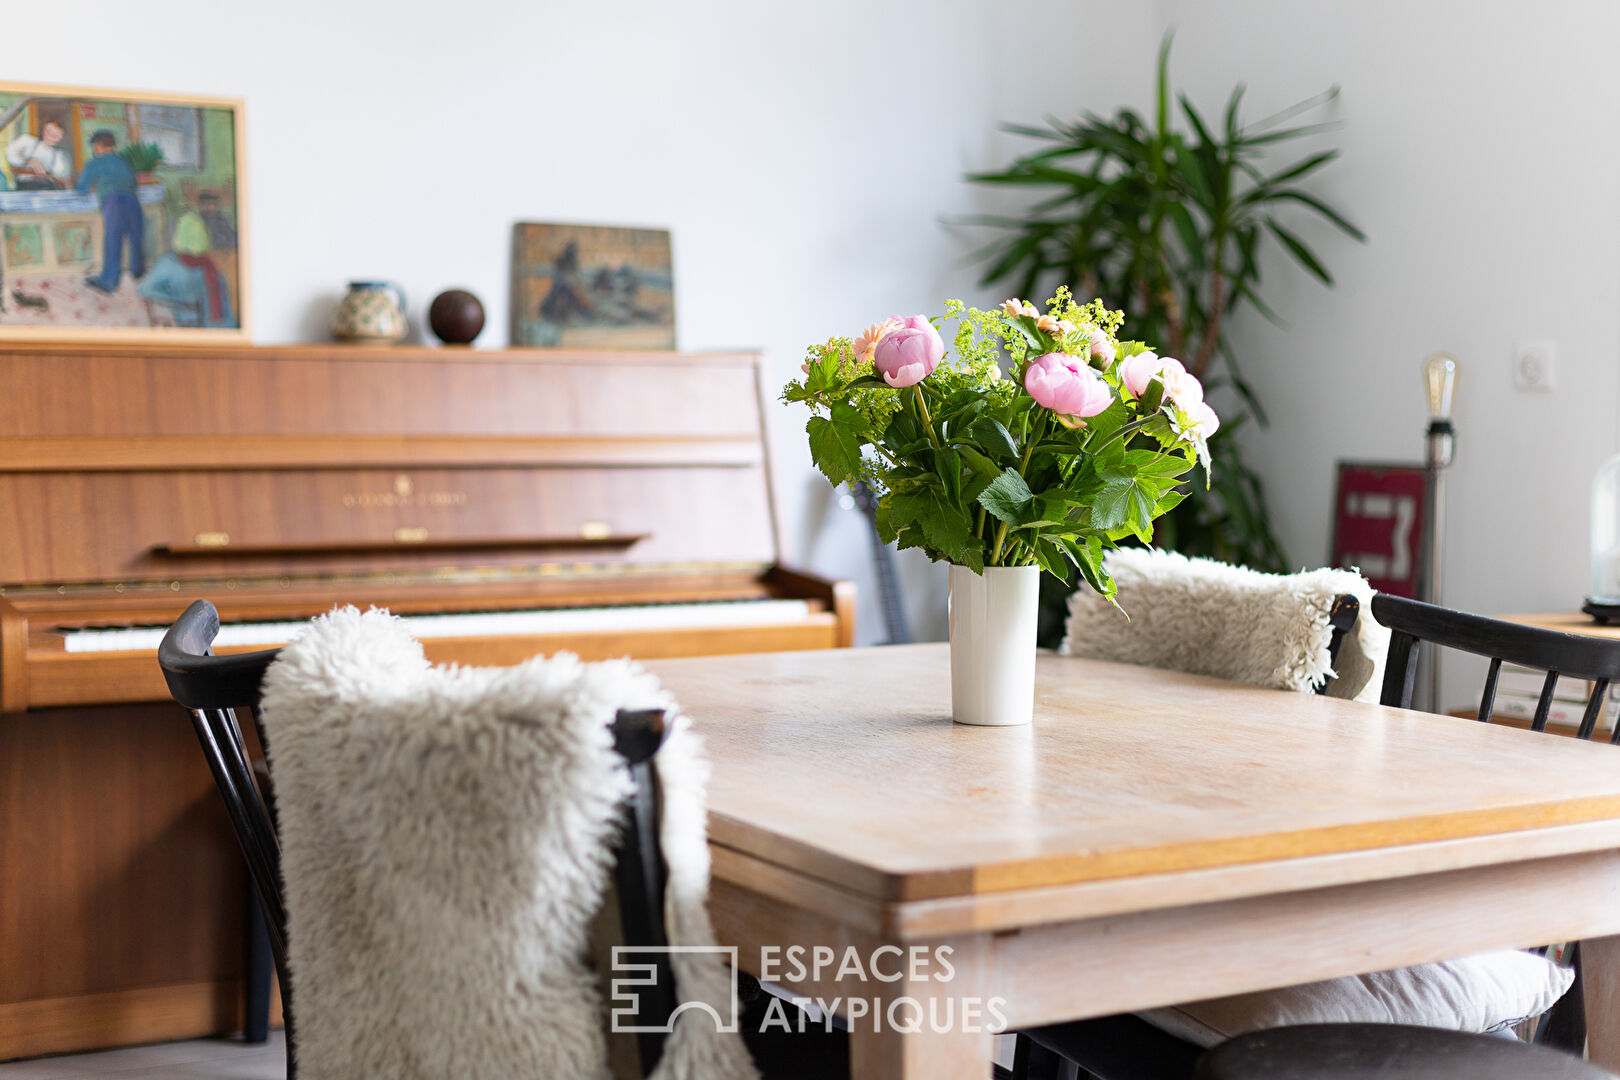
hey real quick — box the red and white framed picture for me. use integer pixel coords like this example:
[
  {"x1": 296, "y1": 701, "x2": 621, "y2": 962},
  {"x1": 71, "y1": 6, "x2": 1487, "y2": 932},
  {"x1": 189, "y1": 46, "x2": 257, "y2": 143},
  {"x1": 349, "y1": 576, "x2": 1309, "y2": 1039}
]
[{"x1": 1330, "y1": 461, "x2": 1429, "y2": 598}]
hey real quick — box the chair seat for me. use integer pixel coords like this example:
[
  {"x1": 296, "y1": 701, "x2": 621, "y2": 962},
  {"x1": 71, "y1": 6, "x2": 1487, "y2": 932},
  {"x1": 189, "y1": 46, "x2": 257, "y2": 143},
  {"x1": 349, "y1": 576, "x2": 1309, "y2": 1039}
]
[{"x1": 1197, "y1": 1024, "x2": 1615, "y2": 1080}]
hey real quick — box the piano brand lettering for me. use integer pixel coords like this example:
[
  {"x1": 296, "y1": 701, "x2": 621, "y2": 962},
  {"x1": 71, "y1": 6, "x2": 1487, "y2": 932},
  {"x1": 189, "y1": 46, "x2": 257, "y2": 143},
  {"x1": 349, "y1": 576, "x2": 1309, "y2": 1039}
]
[{"x1": 341, "y1": 474, "x2": 468, "y2": 510}]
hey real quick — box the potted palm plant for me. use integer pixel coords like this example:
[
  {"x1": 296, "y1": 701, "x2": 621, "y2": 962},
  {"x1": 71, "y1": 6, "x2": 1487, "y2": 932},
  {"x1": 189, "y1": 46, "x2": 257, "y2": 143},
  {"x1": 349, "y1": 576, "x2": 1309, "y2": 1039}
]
[
  {"x1": 963, "y1": 35, "x2": 1363, "y2": 641},
  {"x1": 119, "y1": 141, "x2": 165, "y2": 184}
]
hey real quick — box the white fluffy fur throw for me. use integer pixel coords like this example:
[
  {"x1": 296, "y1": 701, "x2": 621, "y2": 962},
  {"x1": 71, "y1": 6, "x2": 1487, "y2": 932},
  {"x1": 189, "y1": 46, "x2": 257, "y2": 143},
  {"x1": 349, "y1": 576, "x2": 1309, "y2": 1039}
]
[
  {"x1": 1061, "y1": 548, "x2": 1389, "y2": 702},
  {"x1": 259, "y1": 607, "x2": 758, "y2": 1080}
]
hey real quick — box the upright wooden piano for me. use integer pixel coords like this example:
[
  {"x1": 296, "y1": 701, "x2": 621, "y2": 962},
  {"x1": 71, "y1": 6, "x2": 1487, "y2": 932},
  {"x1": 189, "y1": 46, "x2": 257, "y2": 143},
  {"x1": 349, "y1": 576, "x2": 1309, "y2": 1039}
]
[{"x1": 0, "y1": 342, "x2": 852, "y2": 1059}]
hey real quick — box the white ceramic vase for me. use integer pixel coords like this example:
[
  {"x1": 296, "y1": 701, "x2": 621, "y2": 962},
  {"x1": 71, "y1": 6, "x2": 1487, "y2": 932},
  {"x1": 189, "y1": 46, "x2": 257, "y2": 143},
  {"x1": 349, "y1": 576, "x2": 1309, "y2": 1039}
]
[{"x1": 947, "y1": 563, "x2": 1040, "y2": 726}]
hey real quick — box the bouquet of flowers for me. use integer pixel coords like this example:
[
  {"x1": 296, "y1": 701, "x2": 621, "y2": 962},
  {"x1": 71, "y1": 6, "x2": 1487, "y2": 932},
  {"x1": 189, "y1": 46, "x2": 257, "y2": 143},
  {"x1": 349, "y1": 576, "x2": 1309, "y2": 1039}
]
[{"x1": 783, "y1": 288, "x2": 1218, "y2": 605}]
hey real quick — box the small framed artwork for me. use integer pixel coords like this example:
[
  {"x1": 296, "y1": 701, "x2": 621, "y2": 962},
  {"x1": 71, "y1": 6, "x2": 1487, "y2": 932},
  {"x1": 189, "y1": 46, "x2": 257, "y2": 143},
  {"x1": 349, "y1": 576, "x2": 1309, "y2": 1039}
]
[
  {"x1": 0, "y1": 81, "x2": 248, "y2": 342},
  {"x1": 510, "y1": 222, "x2": 674, "y2": 348},
  {"x1": 1329, "y1": 460, "x2": 1430, "y2": 598}
]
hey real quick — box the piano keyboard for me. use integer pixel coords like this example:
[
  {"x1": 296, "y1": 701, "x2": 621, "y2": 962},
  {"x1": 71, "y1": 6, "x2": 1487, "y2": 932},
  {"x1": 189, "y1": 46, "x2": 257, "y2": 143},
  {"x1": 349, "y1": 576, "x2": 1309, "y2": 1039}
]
[{"x1": 60, "y1": 599, "x2": 815, "y2": 654}]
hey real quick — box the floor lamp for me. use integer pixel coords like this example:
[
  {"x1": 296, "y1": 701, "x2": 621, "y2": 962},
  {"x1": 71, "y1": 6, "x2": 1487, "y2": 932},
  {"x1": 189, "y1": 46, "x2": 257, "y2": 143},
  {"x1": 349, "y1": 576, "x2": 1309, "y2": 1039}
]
[{"x1": 1420, "y1": 353, "x2": 1458, "y2": 712}]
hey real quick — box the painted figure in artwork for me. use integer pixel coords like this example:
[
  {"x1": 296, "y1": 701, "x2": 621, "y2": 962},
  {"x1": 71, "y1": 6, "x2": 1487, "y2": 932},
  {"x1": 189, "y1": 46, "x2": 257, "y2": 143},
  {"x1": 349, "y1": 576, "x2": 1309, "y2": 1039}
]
[
  {"x1": 138, "y1": 210, "x2": 232, "y2": 328},
  {"x1": 77, "y1": 129, "x2": 144, "y2": 293},
  {"x1": 196, "y1": 191, "x2": 235, "y2": 251},
  {"x1": 0, "y1": 84, "x2": 246, "y2": 334},
  {"x1": 511, "y1": 223, "x2": 675, "y2": 348},
  {"x1": 537, "y1": 241, "x2": 592, "y2": 324},
  {"x1": 6, "y1": 119, "x2": 70, "y2": 190}
]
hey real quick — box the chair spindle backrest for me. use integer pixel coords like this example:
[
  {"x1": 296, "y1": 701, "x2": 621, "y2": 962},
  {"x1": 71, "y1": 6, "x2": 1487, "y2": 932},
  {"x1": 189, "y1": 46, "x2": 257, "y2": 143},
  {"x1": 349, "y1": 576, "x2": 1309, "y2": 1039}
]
[
  {"x1": 1372, "y1": 594, "x2": 1620, "y2": 740},
  {"x1": 1370, "y1": 592, "x2": 1620, "y2": 1054},
  {"x1": 158, "y1": 600, "x2": 679, "y2": 1077}
]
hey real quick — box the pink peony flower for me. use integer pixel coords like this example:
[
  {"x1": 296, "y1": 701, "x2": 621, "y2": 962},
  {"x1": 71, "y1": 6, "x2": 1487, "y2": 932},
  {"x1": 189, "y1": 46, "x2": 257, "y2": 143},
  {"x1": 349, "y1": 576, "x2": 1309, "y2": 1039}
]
[
  {"x1": 1086, "y1": 327, "x2": 1116, "y2": 364},
  {"x1": 873, "y1": 316, "x2": 945, "y2": 388},
  {"x1": 1160, "y1": 363, "x2": 1204, "y2": 409},
  {"x1": 1024, "y1": 353, "x2": 1113, "y2": 420},
  {"x1": 1118, "y1": 350, "x2": 1165, "y2": 396},
  {"x1": 1175, "y1": 400, "x2": 1221, "y2": 440},
  {"x1": 1119, "y1": 351, "x2": 1202, "y2": 405},
  {"x1": 853, "y1": 317, "x2": 900, "y2": 365},
  {"x1": 889, "y1": 314, "x2": 935, "y2": 334},
  {"x1": 1001, "y1": 298, "x2": 1039, "y2": 318}
]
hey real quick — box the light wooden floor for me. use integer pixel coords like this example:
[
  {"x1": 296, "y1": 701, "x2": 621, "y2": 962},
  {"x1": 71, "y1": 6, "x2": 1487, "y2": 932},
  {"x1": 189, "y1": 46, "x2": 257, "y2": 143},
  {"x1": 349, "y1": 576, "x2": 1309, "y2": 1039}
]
[{"x1": 0, "y1": 1033, "x2": 285, "y2": 1079}]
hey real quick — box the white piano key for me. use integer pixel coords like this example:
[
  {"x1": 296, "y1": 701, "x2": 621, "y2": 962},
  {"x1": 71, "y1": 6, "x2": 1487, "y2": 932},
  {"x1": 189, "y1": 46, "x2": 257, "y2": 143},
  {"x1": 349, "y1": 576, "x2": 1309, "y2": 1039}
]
[{"x1": 60, "y1": 599, "x2": 814, "y2": 654}]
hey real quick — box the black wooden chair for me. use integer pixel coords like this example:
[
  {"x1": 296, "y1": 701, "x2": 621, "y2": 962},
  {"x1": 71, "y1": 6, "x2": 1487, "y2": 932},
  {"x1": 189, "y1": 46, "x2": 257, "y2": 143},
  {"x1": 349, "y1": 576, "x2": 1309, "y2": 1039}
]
[
  {"x1": 157, "y1": 599, "x2": 680, "y2": 1078},
  {"x1": 1017, "y1": 593, "x2": 1620, "y2": 1080}
]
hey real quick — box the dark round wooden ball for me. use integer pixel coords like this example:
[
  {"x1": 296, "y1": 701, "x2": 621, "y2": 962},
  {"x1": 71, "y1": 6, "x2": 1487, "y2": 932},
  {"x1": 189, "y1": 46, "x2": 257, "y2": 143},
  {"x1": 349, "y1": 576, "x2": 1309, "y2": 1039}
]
[{"x1": 428, "y1": 289, "x2": 485, "y2": 345}]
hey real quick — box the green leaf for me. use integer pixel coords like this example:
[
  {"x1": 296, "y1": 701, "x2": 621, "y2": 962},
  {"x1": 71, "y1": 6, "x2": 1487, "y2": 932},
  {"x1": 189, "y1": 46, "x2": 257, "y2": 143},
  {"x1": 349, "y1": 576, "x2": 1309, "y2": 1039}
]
[
  {"x1": 957, "y1": 444, "x2": 1002, "y2": 480},
  {"x1": 956, "y1": 538, "x2": 986, "y2": 574},
  {"x1": 873, "y1": 499, "x2": 895, "y2": 544},
  {"x1": 1223, "y1": 83, "x2": 1246, "y2": 141},
  {"x1": 1092, "y1": 434, "x2": 1126, "y2": 472},
  {"x1": 1070, "y1": 535, "x2": 1121, "y2": 609},
  {"x1": 1255, "y1": 189, "x2": 1366, "y2": 242},
  {"x1": 813, "y1": 350, "x2": 843, "y2": 390},
  {"x1": 970, "y1": 417, "x2": 1020, "y2": 462},
  {"x1": 1250, "y1": 149, "x2": 1340, "y2": 191},
  {"x1": 1137, "y1": 377, "x2": 1165, "y2": 413},
  {"x1": 806, "y1": 404, "x2": 863, "y2": 487},
  {"x1": 1126, "y1": 449, "x2": 1194, "y2": 479},
  {"x1": 889, "y1": 486, "x2": 971, "y2": 562},
  {"x1": 978, "y1": 468, "x2": 1036, "y2": 525},
  {"x1": 1265, "y1": 218, "x2": 1332, "y2": 283},
  {"x1": 1090, "y1": 475, "x2": 1135, "y2": 531},
  {"x1": 1127, "y1": 486, "x2": 1157, "y2": 543},
  {"x1": 1179, "y1": 93, "x2": 1217, "y2": 148},
  {"x1": 1079, "y1": 399, "x2": 1131, "y2": 445}
]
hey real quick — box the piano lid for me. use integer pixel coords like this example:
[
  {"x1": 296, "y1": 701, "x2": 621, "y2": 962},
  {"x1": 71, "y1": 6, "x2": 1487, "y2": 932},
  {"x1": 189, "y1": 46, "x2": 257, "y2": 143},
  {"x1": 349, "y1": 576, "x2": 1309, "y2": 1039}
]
[{"x1": 0, "y1": 344, "x2": 785, "y2": 588}]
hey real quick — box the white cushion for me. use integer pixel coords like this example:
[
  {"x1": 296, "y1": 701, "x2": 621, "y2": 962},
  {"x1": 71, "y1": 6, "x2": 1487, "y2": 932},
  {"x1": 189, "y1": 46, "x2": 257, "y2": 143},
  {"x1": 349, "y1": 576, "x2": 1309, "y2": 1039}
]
[{"x1": 1139, "y1": 950, "x2": 1574, "y2": 1048}]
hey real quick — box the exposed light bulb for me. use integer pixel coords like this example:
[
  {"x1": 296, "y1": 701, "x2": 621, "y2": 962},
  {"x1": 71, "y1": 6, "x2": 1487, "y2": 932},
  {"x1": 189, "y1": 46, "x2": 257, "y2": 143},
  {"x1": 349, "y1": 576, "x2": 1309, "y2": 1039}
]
[{"x1": 1423, "y1": 353, "x2": 1457, "y2": 421}]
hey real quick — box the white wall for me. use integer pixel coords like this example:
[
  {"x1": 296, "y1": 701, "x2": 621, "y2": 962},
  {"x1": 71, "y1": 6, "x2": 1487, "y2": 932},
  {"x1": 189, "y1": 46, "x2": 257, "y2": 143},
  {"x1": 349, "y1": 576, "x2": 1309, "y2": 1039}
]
[
  {"x1": 5, "y1": 0, "x2": 1159, "y2": 643},
  {"x1": 1160, "y1": 0, "x2": 1620, "y2": 702},
  {"x1": 28, "y1": 1, "x2": 1590, "y2": 664}
]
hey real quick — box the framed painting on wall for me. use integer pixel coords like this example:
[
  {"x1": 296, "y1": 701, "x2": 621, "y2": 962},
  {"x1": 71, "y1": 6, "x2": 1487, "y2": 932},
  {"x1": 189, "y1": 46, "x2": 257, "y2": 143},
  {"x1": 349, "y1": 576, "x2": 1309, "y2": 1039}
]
[
  {"x1": 1329, "y1": 460, "x2": 1429, "y2": 598},
  {"x1": 0, "y1": 81, "x2": 248, "y2": 342},
  {"x1": 510, "y1": 223, "x2": 674, "y2": 348}
]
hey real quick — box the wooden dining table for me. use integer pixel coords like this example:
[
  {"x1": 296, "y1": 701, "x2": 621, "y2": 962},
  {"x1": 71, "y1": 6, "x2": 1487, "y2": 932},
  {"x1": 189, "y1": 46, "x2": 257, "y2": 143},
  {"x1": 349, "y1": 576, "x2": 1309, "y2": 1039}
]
[{"x1": 645, "y1": 643, "x2": 1620, "y2": 1079}]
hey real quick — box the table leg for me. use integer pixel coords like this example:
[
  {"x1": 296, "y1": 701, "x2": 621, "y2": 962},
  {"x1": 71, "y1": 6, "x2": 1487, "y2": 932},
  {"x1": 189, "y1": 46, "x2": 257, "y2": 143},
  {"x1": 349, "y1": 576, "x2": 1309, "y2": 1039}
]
[
  {"x1": 850, "y1": 1020, "x2": 995, "y2": 1080},
  {"x1": 1585, "y1": 935, "x2": 1620, "y2": 1069},
  {"x1": 846, "y1": 937, "x2": 998, "y2": 1080}
]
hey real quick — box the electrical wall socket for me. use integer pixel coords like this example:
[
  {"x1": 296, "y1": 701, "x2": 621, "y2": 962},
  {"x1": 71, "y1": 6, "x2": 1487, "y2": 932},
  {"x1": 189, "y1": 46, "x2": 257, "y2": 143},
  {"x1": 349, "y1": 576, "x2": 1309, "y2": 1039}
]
[{"x1": 1514, "y1": 340, "x2": 1556, "y2": 391}]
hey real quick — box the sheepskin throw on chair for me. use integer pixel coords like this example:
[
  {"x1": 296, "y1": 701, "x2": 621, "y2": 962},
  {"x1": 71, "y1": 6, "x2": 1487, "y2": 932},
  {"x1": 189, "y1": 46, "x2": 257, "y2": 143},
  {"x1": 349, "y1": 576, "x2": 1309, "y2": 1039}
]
[
  {"x1": 1062, "y1": 548, "x2": 1388, "y2": 702},
  {"x1": 259, "y1": 607, "x2": 758, "y2": 1080}
]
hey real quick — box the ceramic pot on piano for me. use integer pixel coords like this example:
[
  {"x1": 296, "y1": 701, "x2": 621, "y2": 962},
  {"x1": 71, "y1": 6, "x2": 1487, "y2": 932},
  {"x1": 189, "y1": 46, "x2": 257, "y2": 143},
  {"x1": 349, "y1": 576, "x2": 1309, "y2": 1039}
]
[
  {"x1": 0, "y1": 340, "x2": 854, "y2": 1059},
  {"x1": 332, "y1": 280, "x2": 408, "y2": 343}
]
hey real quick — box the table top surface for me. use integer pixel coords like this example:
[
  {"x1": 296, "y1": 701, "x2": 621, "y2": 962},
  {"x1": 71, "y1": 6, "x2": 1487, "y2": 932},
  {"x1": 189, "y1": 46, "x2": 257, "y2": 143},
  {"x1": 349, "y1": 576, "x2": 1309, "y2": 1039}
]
[
  {"x1": 1502, "y1": 612, "x2": 1620, "y2": 640},
  {"x1": 646, "y1": 644, "x2": 1620, "y2": 904}
]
